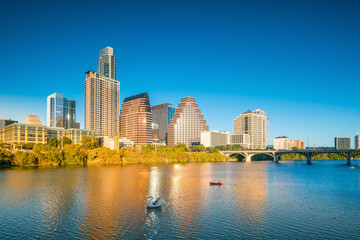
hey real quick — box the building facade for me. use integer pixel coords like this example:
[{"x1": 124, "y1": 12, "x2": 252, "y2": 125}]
[
  {"x1": 200, "y1": 130, "x2": 250, "y2": 148},
  {"x1": 167, "y1": 97, "x2": 209, "y2": 146},
  {"x1": 233, "y1": 109, "x2": 267, "y2": 149},
  {"x1": 292, "y1": 139, "x2": 305, "y2": 149},
  {"x1": 119, "y1": 92, "x2": 152, "y2": 146},
  {"x1": 355, "y1": 133, "x2": 360, "y2": 150},
  {"x1": 151, "y1": 103, "x2": 175, "y2": 140},
  {"x1": 0, "y1": 123, "x2": 95, "y2": 146},
  {"x1": 47, "y1": 93, "x2": 76, "y2": 129},
  {"x1": 85, "y1": 47, "x2": 119, "y2": 137},
  {"x1": 335, "y1": 137, "x2": 351, "y2": 150},
  {"x1": 0, "y1": 118, "x2": 18, "y2": 129},
  {"x1": 273, "y1": 136, "x2": 292, "y2": 150}
]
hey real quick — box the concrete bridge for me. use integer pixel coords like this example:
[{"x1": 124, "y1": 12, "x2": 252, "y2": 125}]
[{"x1": 220, "y1": 150, "x2": 360, "y2": 165}]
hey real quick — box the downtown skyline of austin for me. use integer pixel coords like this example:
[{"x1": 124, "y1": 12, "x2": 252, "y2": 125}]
[{"x1": 0, "y1": 0, "x2": 359, "y2": 147}]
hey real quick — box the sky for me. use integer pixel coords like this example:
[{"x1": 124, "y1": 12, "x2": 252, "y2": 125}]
[{"x1": 0, "y1": 0, "x2": 359, "y2": 147}]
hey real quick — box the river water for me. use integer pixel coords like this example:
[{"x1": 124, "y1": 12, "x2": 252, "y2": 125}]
[{"x1": 0, "y1": 160, "x2": 359, "y2": 239}]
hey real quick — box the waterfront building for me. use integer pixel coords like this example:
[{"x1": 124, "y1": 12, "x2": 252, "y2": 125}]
[
  {"x1": 200, "y1": 131, "x2": 250, "y2": 148},
  {"x1": 25, "y1": 115, "x2": 41, "y2": 126},
  {"x1": 151, "y1": 103, "x2": 176, "y2": 140},
  {"x1": 98, "y1": 46, "x2": 116, "y2": 80},
  {"x1": 0, "y1": 118, "x2": 18, "y2": 129},
  {"x1": 85, "y1": 47, "x2": 119, "y2": 137},
  {"x1": 273, "y1": 136, "x2": 292, "y2": 150},
  {"x1": 47, "y1": 93, "x2": 76, "y2": 129},
  {"x1": 167, "y1": 97, "x2": 209, "y2": 146},
  {"x1": 119, "y1": 92, "x2": 152, "y2": 146},
  {"x1": 355, "y1": 133, "x2": 360, "y2": 150},
  {"x1": 101, "y1": 136, "x2": 134, "y2": 149},
  {"x1": 293, "y1": 139, "x2": 305, "y2": 149},
  {"x1": 0, "y1": 122, "x2": 95, "y2": 146},
  {"x1": 233, "y1": 109, "x2": 267, "y2": 149},
  {"x1": 335, "y1": 137, "x2": 351, "y2": 150}
]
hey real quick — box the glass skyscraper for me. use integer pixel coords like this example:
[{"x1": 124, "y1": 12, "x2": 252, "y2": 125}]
[
  {"x1": 151, "y1": 103, "x2": 175, "y2": 140},
  {"x1": 47, "y1": 93, "x2": 76, "y2": 129},
  {"x1": 98, "y1": 46, "x2": 116, "y2": 80}
]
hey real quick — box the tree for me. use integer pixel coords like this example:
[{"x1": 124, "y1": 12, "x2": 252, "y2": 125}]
[
  {"x1": 81, "y1": 137, "x2": 99, "y2": 150},
  {"x1": 48, "y1": 138, "x2": 58, "y2": 147},
  {"x1": 62, "y1": 137, "x2": 72, "y2": 145}
]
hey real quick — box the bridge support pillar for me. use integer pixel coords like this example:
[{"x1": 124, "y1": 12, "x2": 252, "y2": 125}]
[
  {"x1": 306, "y1": 156, "x2": 312, "y2": 165},
  {"x1": 347, "y1": 156, "x2": 351, "y2": 166},
  {"x1": 274, "y1": 156, "x2": 279, "y2": 163},
  {"x1": 245, "y1": 155, "x2": 252, "y2": 162}
]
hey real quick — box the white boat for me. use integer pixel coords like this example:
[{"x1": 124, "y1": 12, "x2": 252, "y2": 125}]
[{"x1": 147, "y1": 196, "x2": 162, "y2": 208}]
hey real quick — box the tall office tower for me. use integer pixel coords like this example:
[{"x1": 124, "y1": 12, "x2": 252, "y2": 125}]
[
  {"x1": 85, "y1": 70, "x2": 119, "y2": 136},
  {"x1": 167, "y1": 97, "x2": 209, "y2": 146},
  {"x1": 335, "y1": 137, "x2": 351, "y2": 150},
  {"x1": 355, "y1": 133, "x2": 360, "y2": 150},
  {"x1": 47, "y1": 93, "x2": 76, "y2": 129},
  {"x1": 233, "y1": 109, "x2": 267, "y2": 149},
  {"x1": 119, "y1": 92, "x2": 152, "y2": 146},
  {"x1": 98, "y1": 46, "x2": 116, "y2": 80},
  {"x1": 151, "y1": 103, "x2": 176, "y2": 140}
]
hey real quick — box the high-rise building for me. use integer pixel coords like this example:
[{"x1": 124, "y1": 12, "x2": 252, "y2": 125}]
[
  {"x1": 151, "y1": 103, "x2": 176, "y2": 140},
  {"x1": 0, "y1": 118, "x2": 18, "y2": 129},
  {"x1": 119, "y1": 92, "x2": 152, "y2": 146},
  {"x1": 85, "y1": 47, "x2": 120, "y2": 137},
  {"x1": 98, "y1": 46, "x2": 116, "y2": 80},
  {"x1": 233, "y1": 109, "x2": 267, "y2": 149},
  {"x1": 355, "y1": 133, "x2": 360, "y2": 150},
  {"x1": 293, "y1": 139, "x2": 305, "y2": 149},
  {"x1": 273, "y1": 136, "x2": 292, "y2": 150},
  {"x1": 47, "y1": 93, "x2": 76, "y2": 129},
  {"x1": 335, "y1": 137, "x2": 351, "y2": 150},
  {"x1": 167, "y1": 97, "x2": 209, "y2": 146}
]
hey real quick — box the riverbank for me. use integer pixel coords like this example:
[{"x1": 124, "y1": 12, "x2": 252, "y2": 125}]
[{"x1": 0, "y1": 143, "x2": 229, "y2": 167}]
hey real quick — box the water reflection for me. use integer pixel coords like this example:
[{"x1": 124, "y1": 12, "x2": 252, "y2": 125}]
[{"x1": 0, "y1": 162, "x2": 359, "y2": 239}]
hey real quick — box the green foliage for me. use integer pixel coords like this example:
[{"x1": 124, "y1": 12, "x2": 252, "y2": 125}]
[
  {"x1": 190, "y1": 144, "x2": 206, "y2": 152},
  {"x1": 48, "y1": 138, "x2": 58, "y2": 147},
  {"x1": 62, "y1": 137, "x2": 72, "y2": 145},
  {"x1": 0, "y1": 149, "x2": 14, "y2": 166},
  {"x1": 81, "y1": 137, "x2": 99, "y2": 150},
  {"x1": 215, "y1": 145, "x2": 226, "y2": 151}
]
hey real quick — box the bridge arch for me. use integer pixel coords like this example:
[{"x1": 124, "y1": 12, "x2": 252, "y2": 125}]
[
  {"x1": 229, "y1": 153, "x2": 246, "y2": 161},
  {"x1": 275, "y1": 152, "x2": 307, "y2": 161},
  {"x1": 250, "y1": 153, "x2": 275, "y2": 161}
]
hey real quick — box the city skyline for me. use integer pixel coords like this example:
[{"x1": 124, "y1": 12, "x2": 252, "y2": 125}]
[{"x1": 1, "y1": 0, "x2": 360, "y2": 147}]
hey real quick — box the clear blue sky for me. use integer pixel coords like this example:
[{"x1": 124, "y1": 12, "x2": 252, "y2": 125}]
[{"x1": 0, "y1": 0, "x2": 359, "y2": 147}]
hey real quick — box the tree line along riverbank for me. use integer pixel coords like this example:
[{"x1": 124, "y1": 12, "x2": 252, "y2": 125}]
[{"x1": 0, "y1": 137, "x2": 228, "y2": 167}]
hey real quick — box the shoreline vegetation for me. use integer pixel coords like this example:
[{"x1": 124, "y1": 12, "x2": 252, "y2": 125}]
[
  {"x1": 0, "y1": 137, "x2": 351, "y2": 167},
  {"x1": 0, "y1": 137, "x2": 228, "y2": 167}
]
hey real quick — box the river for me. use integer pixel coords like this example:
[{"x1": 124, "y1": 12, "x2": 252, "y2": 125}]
[{"x1": 0, "y1": 160, "x2": 359, "y2": 239}]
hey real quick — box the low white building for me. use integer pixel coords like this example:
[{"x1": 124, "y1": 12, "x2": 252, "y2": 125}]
[
  {"x1": 102, "y1": 136, "x2": 134, "y2": 149},
  {"x1": 273, "y1": 136, "x2": 292, "y2": 150},
  {"x1": 200, "y1": 131, "x2": 250, "y2": 148}
]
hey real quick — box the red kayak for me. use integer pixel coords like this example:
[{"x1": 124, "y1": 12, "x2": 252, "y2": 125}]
[{"x1": 210, "y1": 182, "x2": 223, "y2": 185}]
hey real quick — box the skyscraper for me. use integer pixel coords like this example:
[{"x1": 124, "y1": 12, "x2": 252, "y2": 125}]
[
  {"x1": 98, "y1": 46, "x2": 116, "y2": 80},
  {"x1": 119, "y1": 92, "x2": 152, "y2": 146},
  {"x1": 151, "y1": 103, "x2": 176, "y2": 140},
  {"x1": 47, "y1": 93, "x2": 76, "y2": 129},
  {"x1": 85, "y1": 71, "x2": 120, "y2": 136},
  {"x1": 167, "y1": 97, "x2": 209, "y2": 146},
  {"x1": 85, "y1": 47, "x2": 119, "y2": 137},
  {"x1": 233, "y1": 109, "x2": 267, "y2": 149}
]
